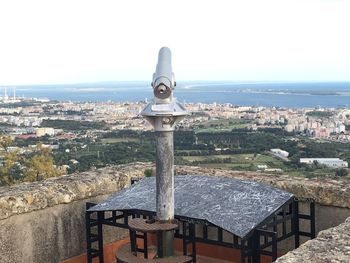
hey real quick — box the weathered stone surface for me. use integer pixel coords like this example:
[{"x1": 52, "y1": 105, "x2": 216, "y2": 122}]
[
  {"x1": 0, "y1": 163, "x2": 151, "y2": 263},
  {"x1": 0, "y1": 162, "x2": 153, "y2": 220},
  {"x1": 175, "y1": 165, "x2": 350, "y2": 209},
  {"x1": 0, "y1": 194, "x2": 127, "y2": 263},
  {"x1": 275, "y1": 217, "x2": 350, "y2": 263},
  {"x1": 1, "y1": 163, "x2": 349, "y2": 222}
]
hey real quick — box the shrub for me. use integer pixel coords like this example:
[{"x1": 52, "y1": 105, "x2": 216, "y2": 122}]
[
  {"x1": 335, "y1": 168, "x2": 348, "y2": 177},
  {"x1": 144, "y1": 168, "x2": 154, "y2": 177}
]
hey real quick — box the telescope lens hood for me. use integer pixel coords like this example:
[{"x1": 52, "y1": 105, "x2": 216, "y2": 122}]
[{"x1": 154, "y1": 84, "x2": 171, "y2": 99}]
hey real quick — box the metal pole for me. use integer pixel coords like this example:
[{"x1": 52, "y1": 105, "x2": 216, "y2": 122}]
[
  {"x1": 156, "y1": 131, "x2": 174, "y2": 220},
  {"x1": 156, "y1": 131, "x2": 174, "y2": 256}
]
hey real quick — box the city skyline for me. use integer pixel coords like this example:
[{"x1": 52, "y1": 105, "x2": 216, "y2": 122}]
[{"x1": 1, "y1": 0, "x2": 350, "y2": 85}]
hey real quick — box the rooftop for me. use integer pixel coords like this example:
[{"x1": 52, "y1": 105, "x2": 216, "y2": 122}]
[{"x1": 90, "y1": 175, "x2": 293, "y2": 238}]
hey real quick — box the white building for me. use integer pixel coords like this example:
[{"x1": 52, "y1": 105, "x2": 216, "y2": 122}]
[
  {"x1": 300, "y1": 158, "x2": 348, "y2": 168},
  {"x1": 257, "y1": 164, "x2": 268, "y2": 170},
  {"x1": 335, "y1": 123, "x2": 346, "y2": 133},
  {"x1": 270, "y1": 149, "x2": 289, "y2": 158},
  {"x1": 285, "y1": 124, "x2": 295, "y2": 132},
  {"x1": 35, "y1": 127, "x2": 55, "y2": 137}
]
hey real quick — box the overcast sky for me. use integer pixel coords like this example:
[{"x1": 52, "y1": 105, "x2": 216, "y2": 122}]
[{"x1": 0, "y1": 0, "x2": 349, "y2": 85}]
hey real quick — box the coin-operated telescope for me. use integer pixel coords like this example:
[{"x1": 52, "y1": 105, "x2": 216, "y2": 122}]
[
  {"x1": 141, "y1": 47, "x2": 187, "y2": 131},
  {"x1": 141, "y1": 47, "x2": 188, "y2": 258}
]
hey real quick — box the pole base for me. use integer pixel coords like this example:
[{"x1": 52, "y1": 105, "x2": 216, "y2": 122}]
[{"x1": 116, "y1": 243, "x2": 193, "y2": 263}]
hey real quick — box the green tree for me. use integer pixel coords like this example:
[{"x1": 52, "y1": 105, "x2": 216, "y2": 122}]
[
  {"x1": 0, "y1": 136, "x2": 63, "y2": 186},
  {"x1": 0, "y1": 135, "x2": 12, "y2": 150},
  {"x1": 0, "y1": 136, "x2": 22, "y2": 185},
  {"x1": 0, "y1": 151, "x2": 21, "y2": 185},
  {"x1": 23, "y1": 144, "x2": 62, "y2": 182}
]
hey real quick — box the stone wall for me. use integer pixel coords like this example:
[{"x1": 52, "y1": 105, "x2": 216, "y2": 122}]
[
  {"x1": 0, "y1": 163, "x2": 349, "y2": 263},
  {"x1": 0, "y1": 163, "x2": 152, "y2": 263},
  {"x1": 0, "y1": 163, "x2": 152, "y2": 220},
  {"x1": 275, "y1": 217, "x2": 350, "y2": 262}
]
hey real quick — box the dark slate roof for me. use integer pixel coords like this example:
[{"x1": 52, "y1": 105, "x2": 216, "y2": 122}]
[{"x1": 89, "y1": 175, "x2": 293, "y2": 238}]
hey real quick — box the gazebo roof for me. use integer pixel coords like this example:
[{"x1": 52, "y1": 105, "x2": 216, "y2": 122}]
[{"x1": 89, "y1": 175, "x2": 293, "y2": 238}]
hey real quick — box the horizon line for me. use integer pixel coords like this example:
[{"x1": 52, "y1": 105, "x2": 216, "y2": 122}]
[{"x1": 1, "y1": 80, "x2": 350, "y2": 87}]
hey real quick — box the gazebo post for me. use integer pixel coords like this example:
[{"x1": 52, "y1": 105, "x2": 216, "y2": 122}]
[
  {"x1": 252, "y1": 231, "x2": 261, "y2": 263},
  {"x1": 240, "y1": 238, "x2": 246, "y2": 263}
]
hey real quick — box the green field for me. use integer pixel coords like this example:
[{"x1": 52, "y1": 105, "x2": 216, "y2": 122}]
[
  {"x1": 182, "y1": 153, "x2": 350, "y2": 179},
  {"x1": 193, "y1": 119, "x2": 253, "y2": 133},
  {"x1": 183, "y1": 154, "x2": 285, "y2": 171},
  {"x1": 100, "y1": 137, "x2": 139, "y2": 144}
]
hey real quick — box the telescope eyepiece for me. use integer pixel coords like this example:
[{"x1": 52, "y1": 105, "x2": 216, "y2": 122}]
[{"x1": 154, "y1": 83, "x2": 172, "y2": 99}]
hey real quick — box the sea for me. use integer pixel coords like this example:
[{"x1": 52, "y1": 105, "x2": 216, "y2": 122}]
[{"x1": 6, "y1": 81, "x2": 350, "y2": 109}]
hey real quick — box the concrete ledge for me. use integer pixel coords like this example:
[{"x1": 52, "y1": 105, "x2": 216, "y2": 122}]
[
  {"x1": 1, "y1": 163, "x2": 350, "y2": 221},
  {"x1": 275, "y1": 217, "x2": 350, "y2": 262},
  {"x1": 0, "y1": 162, "x2": 153, "y2": 220}
]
